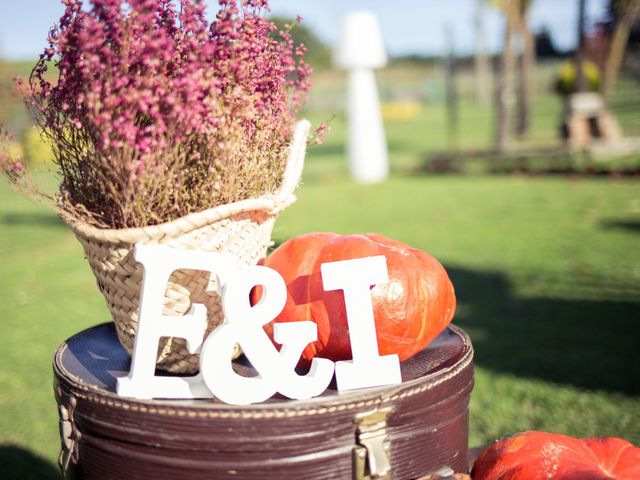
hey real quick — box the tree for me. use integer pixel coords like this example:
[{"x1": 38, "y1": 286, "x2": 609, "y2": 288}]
[
  {"x1": 601, "y1": 0, "x2": 640, "y2": 101},
  {"x1": 491, "y1": 0, "x2": 535, "y2": 152},
  {"x1": 269, "y1": 17, "x2": 331, "y2": 70},
  {"x1": 0, "y1": 44, "x2": 9, "y2": 127},
  {"x1": 575, "y1": 0, "x2": 588, "y2": 92},
  {"x1": 474, "y1": 0, "x2": 492, "y2": 105},
  {"x1": 514, "y1": 0, "x2": 535, "y2": 138},
  {"x1": 535, "y1": 27, "x2": 561, "y2": 58},
  {"x1": 494, "y1": 1, "x2": 518, "y2": 152}
]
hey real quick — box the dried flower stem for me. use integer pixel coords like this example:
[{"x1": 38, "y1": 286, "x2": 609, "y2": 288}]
[{"x1": 2, "y1": 0, "x2": 311, "y2": 229}]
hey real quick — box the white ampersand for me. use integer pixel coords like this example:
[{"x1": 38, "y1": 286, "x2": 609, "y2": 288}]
[{"x1": 200, "y1": 265, "x2": 335, "y2": 405}]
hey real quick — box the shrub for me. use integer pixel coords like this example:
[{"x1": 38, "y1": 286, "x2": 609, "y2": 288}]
[
  {"x1": 555, "y1": 60, "x2": 601, "y2": 96},
  {"x1": 21, "y1": 126, "x2": 55, "y2": 169},
  {"x1": 1, "y1": 0, "x2": 311, "y2": 228}
]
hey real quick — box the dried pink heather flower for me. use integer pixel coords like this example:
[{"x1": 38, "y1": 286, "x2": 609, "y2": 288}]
[
  {"x1": 14, "y1": 0, "x2": 313, "y2": 228},
  {"x1": 11, "y1": 161, "x2": 24, "y2": 174},
  {"x1": 0, "y1": 130, "x2": 26, "y2": 182}
]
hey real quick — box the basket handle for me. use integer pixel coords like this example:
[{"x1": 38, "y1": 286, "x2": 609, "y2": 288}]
[{"x1": 276, "y1": 120, "x2": 311, "y2": 202}]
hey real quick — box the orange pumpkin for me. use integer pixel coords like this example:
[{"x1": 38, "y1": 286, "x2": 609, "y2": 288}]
[
  {"x1": 472, "y1": 431, "x2": 640, "y2": 480},
  {"x1": 257, "y1": 232, "x2": 456, "y2": 362}
]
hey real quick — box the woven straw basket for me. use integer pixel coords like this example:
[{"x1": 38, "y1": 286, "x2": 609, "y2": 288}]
[{"x1": 65, "y1": 121, "x2": 310, "y2": 374}]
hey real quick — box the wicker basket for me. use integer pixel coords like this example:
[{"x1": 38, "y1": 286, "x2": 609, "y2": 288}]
[{"x1": 65, "y1": 121, "x2": 310, "y2": 374}]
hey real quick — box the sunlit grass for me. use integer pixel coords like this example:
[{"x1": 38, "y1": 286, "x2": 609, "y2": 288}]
[
  {"x1": 2, "y1": 168, "x2": 639, "y2": 474},
  {"x1": 1, "y1": 59, "x2": 639, "y2": 475}
]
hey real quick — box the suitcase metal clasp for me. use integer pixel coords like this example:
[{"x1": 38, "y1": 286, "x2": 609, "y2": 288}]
[
  {"x1": 55, "y1": 383, "x2": 80, "y2": 478},
  {"x1": 354, "y1": 406, "x2": 394, "y2": 480}
]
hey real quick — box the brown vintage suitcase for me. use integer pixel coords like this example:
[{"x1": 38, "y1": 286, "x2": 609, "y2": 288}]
[{"x1": 53, "y1": 323, "x2": 474, "y2": 480}]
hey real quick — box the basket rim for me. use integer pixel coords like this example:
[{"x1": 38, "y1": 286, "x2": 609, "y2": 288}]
[
  {"x1": 64, "y1": 120, "x2": 310, "y2": 244},
  {"x1": 64, "y1": 194, "x2": 292, "y2": 244}
]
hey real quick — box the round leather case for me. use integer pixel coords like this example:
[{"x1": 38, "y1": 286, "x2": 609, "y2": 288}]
[{"x1": 53, "y1": 323, "x2": 473, "y2": 480}]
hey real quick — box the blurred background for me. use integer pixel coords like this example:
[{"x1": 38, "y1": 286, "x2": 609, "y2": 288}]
[{"x1": 0, "y1": 1, "x2": 639, "y2": 478}]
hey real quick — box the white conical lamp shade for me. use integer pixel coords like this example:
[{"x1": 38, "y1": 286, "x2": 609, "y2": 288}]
[
  {"x1": 333, "y1": 11, "x2": 389, "y2": 184},
  {"x1": 334, "y1": 11, "x2": 387, "y2": 70}
]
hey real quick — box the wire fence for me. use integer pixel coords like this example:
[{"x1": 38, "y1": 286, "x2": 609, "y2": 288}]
[
  {"x1": 1, "y1": 30, "x2": 639, "y2": 173},
  {"x1": 308, "y1": 52, "x2": 640, "y2": 155}
]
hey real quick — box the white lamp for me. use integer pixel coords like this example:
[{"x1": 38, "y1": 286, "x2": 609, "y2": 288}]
[{"x1": 334, "y1": 11, "x2": 389, "y2": 184}]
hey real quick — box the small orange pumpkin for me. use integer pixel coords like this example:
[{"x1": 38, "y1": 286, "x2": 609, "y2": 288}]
[
  {"x1": 256, "y1": 232, "x2": 456, "y2": 363},
  {"x1": 472, "y1": 431, "x2": 640, "y2": 480}
]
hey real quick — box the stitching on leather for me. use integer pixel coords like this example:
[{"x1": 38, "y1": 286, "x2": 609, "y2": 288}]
[{"x1": 55, "y1": 325, "x2": 473, "y2": 418}]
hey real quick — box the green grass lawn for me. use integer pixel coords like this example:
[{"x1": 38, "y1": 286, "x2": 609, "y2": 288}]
[
  {"x1": 1, "y1": 162, "x2": 639, "y2": 477},
  {"x1": 1, "y1": 61, "x2": 639, "y2": 477}
]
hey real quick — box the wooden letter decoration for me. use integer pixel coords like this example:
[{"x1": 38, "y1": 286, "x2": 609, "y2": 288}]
[
  {"x1": 116, "y1": 244, "x2": 238, "y2": 400},
  {"x1": 321, "y1": 255, "x2": 401, "y2": 391},
  {"x1": 200, "y1": 265, "x2": 334, "y2": 405},
  {"x1": 118, "y1": 245, "x2": 402, "y2": 404}
]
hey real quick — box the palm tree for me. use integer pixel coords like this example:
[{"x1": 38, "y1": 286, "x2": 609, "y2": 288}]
[
  {"x1": 601, "y1": 0, "x2": 640, "y2": 101},
  {"x1": 494, "y1": 1, "x2": 517, "y2": 152},
  {"x1": 474, "y1": 0, "x2": 492, "y2": 105},
  {"x1": 515, "y1": 0, "x2": 535, "y2": 138},
  {"x1": 491, "y1": 0, "x2": 535, "y2": 152}
]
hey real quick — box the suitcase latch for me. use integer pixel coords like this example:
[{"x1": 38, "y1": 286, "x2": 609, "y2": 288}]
[
  {"x1": 55, "y1": 383, "x2": 79, "y2": 478},
  {"x1": 354, "y1": 406, "x2": 394, "y2": 480}
]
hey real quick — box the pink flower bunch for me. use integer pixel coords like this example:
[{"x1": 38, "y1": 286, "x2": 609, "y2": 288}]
[{"x1": 14, "y1": 0, "x2": 312, "y2": 228}]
